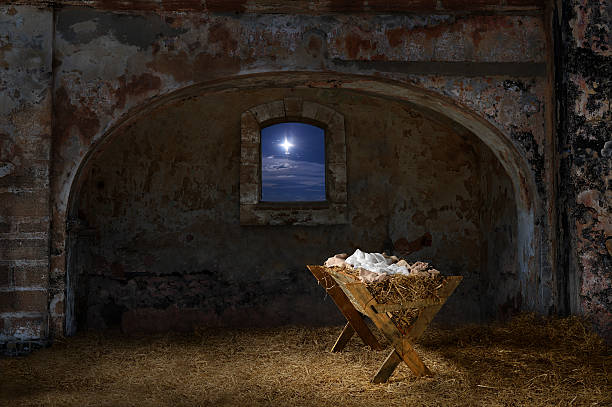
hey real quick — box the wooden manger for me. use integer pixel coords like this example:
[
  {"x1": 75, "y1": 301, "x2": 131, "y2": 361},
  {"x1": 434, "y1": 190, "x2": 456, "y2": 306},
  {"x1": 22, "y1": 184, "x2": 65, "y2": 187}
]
[{"x1": 307, "y1": 265, "x2": 462, "y2": 383}]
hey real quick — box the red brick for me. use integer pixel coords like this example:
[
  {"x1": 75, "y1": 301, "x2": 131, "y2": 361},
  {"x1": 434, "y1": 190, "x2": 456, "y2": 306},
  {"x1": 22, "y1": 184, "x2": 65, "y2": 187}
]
[
  {"x1": 18, "y1": 220, "x2": 49, "y2": 233},
  {"x1": 12, "y1": 265, "x2": 48, "y2": 287},
  {"x1": 0, "y1": 192, "x2": 48, "y2": 217},
  {"x1": 0, "y1": 238, "x2": 47, "y2": 249},
  {"x1": 0, "y1": 265, "x2": 9, "y2": 288},
  {"x1": 0, "y1": 290, "x2": 48, "y2": 313},
  {"x1": 0, "y1": 238, "x2": 48, "y2": 260},
  {"x1": 0, "y1": 246, "x2": 47, "y2": 260}
]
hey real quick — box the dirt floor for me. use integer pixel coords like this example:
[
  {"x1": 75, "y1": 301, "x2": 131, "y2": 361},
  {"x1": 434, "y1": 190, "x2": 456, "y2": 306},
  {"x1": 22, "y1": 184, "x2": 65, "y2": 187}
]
[{"x1": 0, "y1": 314, "x2": 610, "y2": 407}]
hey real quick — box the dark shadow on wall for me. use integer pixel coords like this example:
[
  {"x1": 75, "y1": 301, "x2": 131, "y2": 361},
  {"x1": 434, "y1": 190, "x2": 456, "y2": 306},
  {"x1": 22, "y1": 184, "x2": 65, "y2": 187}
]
[{"x1": 68, "y1": 87, "x2": 518, "y2": 333}]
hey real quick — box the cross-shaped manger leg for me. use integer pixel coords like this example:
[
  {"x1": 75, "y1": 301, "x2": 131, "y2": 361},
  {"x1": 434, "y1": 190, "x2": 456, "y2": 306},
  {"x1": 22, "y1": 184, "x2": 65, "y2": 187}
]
[
  {"x1": 329, "y1": 307, "x2": 382, "y2": 352},
  {"x1": 316, "y1": 268, "x2": 462, "y2": 383},
  {"x1": 372, "y1": 339, "x2": 431, "y2": 383},
  {"x1": 372, "y1": 349, "x2": 403, "y2": 384},
  {"x1": 372, "y1": 340, "x2": 431, "y2": 383},
  {"x1": 323, "y1": 272, "x2": 459, "y2": 383},
  {"x1": 307, "y1": 266, "x2": 382, "y2": 351}
]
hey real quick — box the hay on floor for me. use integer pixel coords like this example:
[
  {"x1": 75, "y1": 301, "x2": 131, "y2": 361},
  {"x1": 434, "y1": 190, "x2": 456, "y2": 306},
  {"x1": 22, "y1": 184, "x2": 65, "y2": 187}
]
[{"x1": 0, "y1": 314, "x2": 609, "y2": 407}]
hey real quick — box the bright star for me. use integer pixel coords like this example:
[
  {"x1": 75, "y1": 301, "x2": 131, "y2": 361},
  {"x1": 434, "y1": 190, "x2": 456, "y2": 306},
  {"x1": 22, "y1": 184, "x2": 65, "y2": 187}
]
[{"x1": 280, "y1": 137, "x2": 294, "y2": 154}]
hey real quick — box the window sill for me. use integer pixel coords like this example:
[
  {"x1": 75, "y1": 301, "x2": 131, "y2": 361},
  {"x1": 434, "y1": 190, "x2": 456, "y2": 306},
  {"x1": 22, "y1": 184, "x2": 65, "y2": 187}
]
[{"x1": 255, "y1": 201, "x2": 330, "y2": 210}]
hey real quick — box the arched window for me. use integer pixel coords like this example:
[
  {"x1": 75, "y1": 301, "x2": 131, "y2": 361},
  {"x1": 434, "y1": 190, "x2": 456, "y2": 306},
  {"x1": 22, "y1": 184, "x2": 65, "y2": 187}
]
[{"x1": 240, "y1": 98, "x2": 347, "y2": 225}]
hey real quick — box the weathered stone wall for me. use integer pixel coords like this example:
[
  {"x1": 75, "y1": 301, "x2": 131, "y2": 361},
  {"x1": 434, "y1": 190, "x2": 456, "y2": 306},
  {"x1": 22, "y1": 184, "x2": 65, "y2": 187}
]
[
  {"x1": 71, "y1": 88, "x2": 515, "y2": 332},
  {"x1": 7, "y1": 0, "x2": 604, "y2": 343},
  {"x1": 556, "y1": 0, "x2": 611, "y2": 342},
  {"x1": 0, "y1": 5, "x2": 52, "y2": 342}
]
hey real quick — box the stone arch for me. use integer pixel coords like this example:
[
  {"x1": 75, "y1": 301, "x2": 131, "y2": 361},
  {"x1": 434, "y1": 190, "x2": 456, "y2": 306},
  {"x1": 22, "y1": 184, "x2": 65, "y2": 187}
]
[{"x1": 61, "y1": 71, "x2": 538, "y2": 334}]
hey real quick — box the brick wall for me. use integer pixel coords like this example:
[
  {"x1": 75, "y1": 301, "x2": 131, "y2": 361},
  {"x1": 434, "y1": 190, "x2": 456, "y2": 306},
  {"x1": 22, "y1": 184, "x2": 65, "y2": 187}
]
[{"x1": 0, "y1": 5, "x2": 53, "y2": 342}]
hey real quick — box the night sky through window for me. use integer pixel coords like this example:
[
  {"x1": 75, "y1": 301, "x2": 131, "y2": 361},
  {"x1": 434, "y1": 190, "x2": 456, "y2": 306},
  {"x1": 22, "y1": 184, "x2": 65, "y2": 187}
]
[{"x1": 261, "y1": 122, "x2": 325, "y2": 202}]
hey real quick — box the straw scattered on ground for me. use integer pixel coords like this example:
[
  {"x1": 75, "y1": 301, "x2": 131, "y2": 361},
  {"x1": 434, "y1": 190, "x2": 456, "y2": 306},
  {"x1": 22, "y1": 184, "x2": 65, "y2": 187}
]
[{"x1": 0, "y1": 314, "x2": 609, "y2": 407}]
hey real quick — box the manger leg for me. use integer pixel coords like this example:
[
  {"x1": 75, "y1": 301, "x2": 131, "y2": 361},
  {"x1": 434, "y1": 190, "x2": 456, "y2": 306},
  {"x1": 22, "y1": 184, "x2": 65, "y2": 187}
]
[
  {"x1": 308, "y1": 266, "x2": 382, "y2": 350},
  {"x1": 405, "y1": 278, "x2": 462, "y2": 342},
  {"x1": 396, "y1": 339, "x2": 431, "y2": 377},
  {"x1": 406, "y1": 305, "x2": 441, "y2": 342},
  {"x1": 344, "y1": 312, "x2": 382, "y2": 351},
  {"x1": 372, "y1": 349, "x2": 402, "y2": 383},
  {"x1": 331, "y1": 322, "x2": 355, "y2": 352}
]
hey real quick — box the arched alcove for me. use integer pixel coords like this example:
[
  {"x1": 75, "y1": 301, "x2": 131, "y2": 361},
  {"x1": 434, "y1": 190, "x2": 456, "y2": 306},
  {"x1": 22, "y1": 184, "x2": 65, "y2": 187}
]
[{"x1": 64, "y1": 82, "x2": 528, "y2": 334}]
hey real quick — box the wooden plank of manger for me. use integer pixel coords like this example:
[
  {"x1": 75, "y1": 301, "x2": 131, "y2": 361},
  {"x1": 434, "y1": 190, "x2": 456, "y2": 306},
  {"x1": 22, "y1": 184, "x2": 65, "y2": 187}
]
[
  {"x1": 371, "y1": 298, "x2": 443, "y2": 314},
  {"x1": 322, "y1": 267, "x2": 462, "y2": 383}
]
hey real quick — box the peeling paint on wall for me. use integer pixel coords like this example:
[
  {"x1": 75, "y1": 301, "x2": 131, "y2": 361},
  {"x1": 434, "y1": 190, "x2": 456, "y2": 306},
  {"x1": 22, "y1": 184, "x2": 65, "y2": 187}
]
[{"x1": 556, "y1": 0, "x2": 611, "y2": 342}]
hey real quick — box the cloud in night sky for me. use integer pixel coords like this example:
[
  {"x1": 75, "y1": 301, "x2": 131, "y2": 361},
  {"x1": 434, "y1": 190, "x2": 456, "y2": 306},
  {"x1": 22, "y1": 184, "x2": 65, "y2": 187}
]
[{"x1": 261, "y1": 157, "x2": 325, "y2": 201}]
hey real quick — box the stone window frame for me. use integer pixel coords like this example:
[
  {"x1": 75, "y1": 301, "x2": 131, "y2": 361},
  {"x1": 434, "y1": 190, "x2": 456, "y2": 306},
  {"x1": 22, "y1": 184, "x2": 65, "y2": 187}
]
[{"x1": 240, "y1": 97, "x2": 348, "y2": 225}]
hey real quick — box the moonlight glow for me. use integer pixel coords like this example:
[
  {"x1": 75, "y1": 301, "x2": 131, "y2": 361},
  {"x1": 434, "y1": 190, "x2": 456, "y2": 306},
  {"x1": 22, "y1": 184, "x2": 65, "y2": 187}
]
[{"x1": 280, "y1": 137, "x2": 294, "y2": 154}]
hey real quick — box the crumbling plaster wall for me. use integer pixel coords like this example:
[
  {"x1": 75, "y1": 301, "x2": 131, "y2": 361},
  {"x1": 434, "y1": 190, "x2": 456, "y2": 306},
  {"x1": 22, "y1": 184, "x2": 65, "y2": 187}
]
[
  {"x1": 556, "y1": 0, "x2": 611, "y2": 342},
  {"x1": 0, "y1": 2, "x2": 567, "y2": 341},
  {"x1": 72, "y1": 88, "x2": 516, "y2": 332}
]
